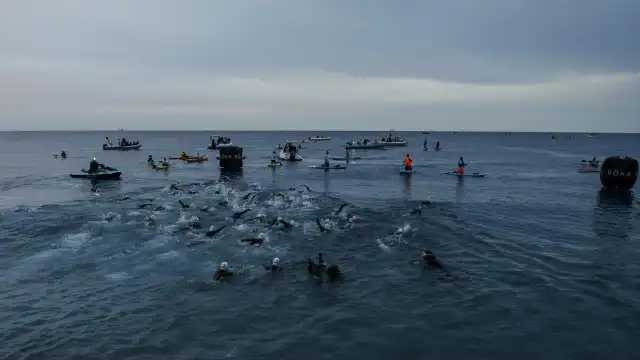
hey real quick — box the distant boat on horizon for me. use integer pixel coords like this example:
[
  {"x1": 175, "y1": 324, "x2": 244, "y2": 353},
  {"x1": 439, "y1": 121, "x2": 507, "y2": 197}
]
[{"x1": 587, "y1": 132, "x2": 597, "y2": 138}]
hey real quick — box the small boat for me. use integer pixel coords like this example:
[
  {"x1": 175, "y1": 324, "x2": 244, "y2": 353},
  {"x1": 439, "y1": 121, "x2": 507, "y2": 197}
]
[
  {"x1": 70, "y1": 169, "x2": 121, "y2": 180},
  {"x1": 103, "y1": 143, "x2": 141, "y2": 151},
  {"x1": 587, "y1": 132, "x2": 597, "y2": 138},
  {"x1": 152, "y1": 163, "x2": 170, "y2": 170},
  {"x1": 345, "y1": 141, "x2": 386, "y2": 150},
  {"x1": 309, "y1": 136, "x2": 332, "y2": 141},
  {"x1": 380, "y1": 131, "x2": 408, "y2": 146},
  {"x1": 380, "y1": 139, "x2": 408, "y2": 146},
  {"x1": 285, "y1": 140, "x2": 305, "y2": 149},
  {"x1": 207, "y1": 135, "x2": 233, "y2": 150},
  {"x1": 278, "y1": 149, "x2": 303, "y2": 161}
]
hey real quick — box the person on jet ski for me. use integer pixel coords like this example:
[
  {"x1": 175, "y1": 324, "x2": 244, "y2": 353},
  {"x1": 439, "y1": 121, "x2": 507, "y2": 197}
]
[
  {"x1": 588, "y1": 157, "x2": 599, "y2": 168},
  {"x1": 88, "y1": 158, "x2": 104, "y2": 174},
  {"x1": 324, "y1": 151, "x2": 330, "y2": 168},
  {"x1": 60, "y1": 150, "x2": 67, "y2": 158},
  {"x1": 147, "y1": 154, "x2": 154, "y2": 164},
  {"x1": 159, "y1": 157, "x2": 169, "y2": 166}
]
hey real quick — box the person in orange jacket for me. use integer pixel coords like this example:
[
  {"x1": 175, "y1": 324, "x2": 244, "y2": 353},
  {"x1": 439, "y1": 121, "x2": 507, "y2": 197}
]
[{"x1": 403, "y1": 154, "x2": 413, "y2": 170}]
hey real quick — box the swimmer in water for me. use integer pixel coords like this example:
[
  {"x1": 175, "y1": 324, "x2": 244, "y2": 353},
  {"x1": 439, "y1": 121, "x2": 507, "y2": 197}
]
[
  {"x1": 214, "y1": 261, "x2": 233, "y2": 281},
  {"x1": 409, "y1": 201, "x2": 431, "y2": 215},
  {"x1": 238, "y1": 237, "x2": 264, "y2": 246},
  {"x1": 231, "y1": 208, "x2": 252, "y2": 221},
  {"x1": 205, "y1": 225, "x2": 226, "y2": 237},
  {"x1": 265, "y1": 257, "x2": 283, "y2": 272},
  {"x1": 316, "y1": 217, "x2": 328, "y2": 232},
  {"x1": 307, "y1": 252, "x2": 326, "y2": 276},
  {"x1": 411, "y1": 250, "x2": 443, "y2": 269}
]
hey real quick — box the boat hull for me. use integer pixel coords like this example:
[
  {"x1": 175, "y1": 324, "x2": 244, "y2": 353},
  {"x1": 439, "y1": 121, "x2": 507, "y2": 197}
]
[{"x1": 103, "y1": 144, "x2": 141, "y2": 151}]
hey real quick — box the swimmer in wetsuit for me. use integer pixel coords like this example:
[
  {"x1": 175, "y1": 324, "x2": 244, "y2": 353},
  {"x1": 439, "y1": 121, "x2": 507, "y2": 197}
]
[
  {"x1": 214, "y1": 261, "x2": 233, "y2": 281},
  {"x1": 265, "y1": 257, "x2": 283, "y2": 272},
  {"x1": 411, "y1": 250, "x2": 443, "y2": 269}
]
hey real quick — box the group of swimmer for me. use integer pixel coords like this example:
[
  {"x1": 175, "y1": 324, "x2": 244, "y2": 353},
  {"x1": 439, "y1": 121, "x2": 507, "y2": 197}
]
[
  {"x1": 213, "y1": 249, "x2": 444, "y2": 283},
  {"x1": 213, "y1": 252, "x2": 344, "y2": 282}
]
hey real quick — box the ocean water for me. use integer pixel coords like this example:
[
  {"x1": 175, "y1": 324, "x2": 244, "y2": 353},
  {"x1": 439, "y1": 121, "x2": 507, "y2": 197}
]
[{"x1": 1, "y1": 131, "x2": 639, "y2": 360}]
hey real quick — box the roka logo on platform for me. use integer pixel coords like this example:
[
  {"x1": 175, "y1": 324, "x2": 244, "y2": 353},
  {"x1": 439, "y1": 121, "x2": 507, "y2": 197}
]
[{"x1": 607, "y1": 170, "x2": 635, "y2": 177}]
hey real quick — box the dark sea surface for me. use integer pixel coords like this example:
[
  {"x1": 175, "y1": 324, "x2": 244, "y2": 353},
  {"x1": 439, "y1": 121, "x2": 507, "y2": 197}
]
[{"x1": 1, "y1": 131, "x2": 639, "y2": 360}]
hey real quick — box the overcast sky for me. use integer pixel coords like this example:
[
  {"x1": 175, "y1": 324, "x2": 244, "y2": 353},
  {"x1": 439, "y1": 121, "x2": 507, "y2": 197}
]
[{"x1": 1, "y1": 0, "x2": 639, "y2": 131}]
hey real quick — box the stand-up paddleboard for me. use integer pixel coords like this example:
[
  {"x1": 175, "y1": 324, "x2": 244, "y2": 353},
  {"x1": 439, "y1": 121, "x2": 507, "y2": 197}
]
[
  {"x1": 442, "y1": 171, "x2": 484, "y2": 178},
  {"x1": 267, "y1": 163, "x2": 282, "y2": 168},
  {"x1": 309, "y1": 165, "x2": 347, "y2": 170},
  {"x1": 433, "y1": 147, "x2": 442, "y2": 151},
  {"x1": 399, "y1": 168, "x2": 415, "y2": 174}
]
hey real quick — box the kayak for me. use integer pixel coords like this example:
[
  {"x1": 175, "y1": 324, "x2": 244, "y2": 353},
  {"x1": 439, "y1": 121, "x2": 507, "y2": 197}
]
[
  {"x1": 70, "y1": 170, "x2": 121, "y2": 180},
  {"x1": 309, "y1": 165, "x2": 347, "y2": 170},
  {"x1": 103, "y1": 144, "x2": 141, "y2": 150},
  {"x1": 443, "y1": 172, "x2": 484, "y2": 178},
  {"x1": 399, "y1": 168, "x2": 415, "y2": 174}
]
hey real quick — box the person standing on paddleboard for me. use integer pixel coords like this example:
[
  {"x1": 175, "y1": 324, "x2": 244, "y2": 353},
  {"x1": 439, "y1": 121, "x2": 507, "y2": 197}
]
[
  {"x1": 457, "y1": 156, "x2": 466, "y2": 174},
  {"x1": 324, "y1": 151, "x2": 330, "y2": 168},
  {"x1": 403, "y1": 154, "x2": 413, "y2": 170}
]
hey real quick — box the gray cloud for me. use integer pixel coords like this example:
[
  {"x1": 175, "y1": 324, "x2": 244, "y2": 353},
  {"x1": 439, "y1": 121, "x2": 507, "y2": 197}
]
[{"x1": 0, "y1": 0, "x2": 638, "y2": 131}]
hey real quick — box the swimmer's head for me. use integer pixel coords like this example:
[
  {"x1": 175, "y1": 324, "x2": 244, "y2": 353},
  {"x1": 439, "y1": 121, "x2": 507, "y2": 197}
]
[
  {"x1": 272, "y1": 257, "x2": 280, "y2": 266},
  {"x1": 422, "y1": 250, "x2": 435, "y2": 259},
  {"x1": 219, "y1": 261, "x2": 229, "y2": 270},
  {"x1": 92, "y1": 157, "x2": 96, "y2": 161}
]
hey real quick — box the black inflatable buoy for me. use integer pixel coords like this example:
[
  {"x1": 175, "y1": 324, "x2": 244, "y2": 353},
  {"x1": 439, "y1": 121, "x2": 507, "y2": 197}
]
[
  {"x1": 600, "y1": 156, "x2": 638, "y2": 190},
  {"x1": 219, "y1": 146, "x2": 243, "y2": 169}
]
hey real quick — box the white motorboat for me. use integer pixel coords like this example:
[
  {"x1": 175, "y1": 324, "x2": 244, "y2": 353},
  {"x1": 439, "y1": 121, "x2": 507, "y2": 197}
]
[
  {"x1": 309, "y1": 136, "x2": 332, "y2": 141},
  {"x1": 278, "y1": 149, "x2": 303, "y2": 161},
  {"x1": 207, "y1": 135, "x2": 233, "y2": 149}
]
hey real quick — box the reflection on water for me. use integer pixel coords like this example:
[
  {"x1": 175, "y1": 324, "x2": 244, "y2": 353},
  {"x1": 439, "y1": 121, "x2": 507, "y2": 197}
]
[
  {"x1": 402, "y1": 173, "x2": 412, "y2": 201},
  {"x1": 323, "y1": 171, "x2": 330, "y2": 196},
  {"x1": 592, "y1": 188, "x2": 634, "y2": 240},
  {"x1": 455, "y1": 177, "x2": 465, "y2": 203}
]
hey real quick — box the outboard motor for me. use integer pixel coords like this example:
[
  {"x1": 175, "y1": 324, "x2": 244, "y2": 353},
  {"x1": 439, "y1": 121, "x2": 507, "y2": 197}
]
[{"x1": 600, "y1": 156, "x2": 638, "y2": 190}]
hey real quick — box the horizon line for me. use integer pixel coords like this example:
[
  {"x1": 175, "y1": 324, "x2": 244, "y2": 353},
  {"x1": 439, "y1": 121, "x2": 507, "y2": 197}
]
[{"x1": 0, "y1": 129, "x2": 634, "y2": 134}]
